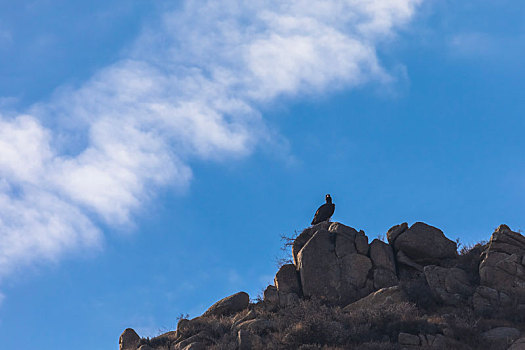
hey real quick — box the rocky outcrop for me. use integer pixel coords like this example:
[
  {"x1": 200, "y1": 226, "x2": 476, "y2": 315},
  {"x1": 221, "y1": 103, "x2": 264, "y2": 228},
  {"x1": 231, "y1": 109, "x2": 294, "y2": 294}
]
[
  {"x1": 472, "y1": 285, "x2": 513, "y2": 314},
  {"x1": 296, "y1": 222, "x2": 373, "y2": 305},
  {"x1": 398, "y1": 332, "x2": 460, "y2": 349},
  {"x1": 343, "y1": 285, "x2": 408, "y2": 312},
  {"x1": 424, "y1": 265, "x2": 474, "y2": 306},
  {"x1": 274, "y1": 264, "x2": 301, "y2": 295},
  {"x1": 388, "y1": 222, "x2": 457, "y2": 267},
  {"x1": 291, "y1": 221, "x2": 331, "y2": 266},
  {"x1": 120, "y1": 328, "x2": 140, "y2": 350},
  {"x1": 202, "y1": 291, "x2": 249, "y2": 317},
  {"x1": 478, "y1": 225, "x2": 525, "y2": 309},
  {"x1": 509, "y1": 336, "x2": 525, "y2": 350},
  {"x1": 482, "y1": 327, "x2": 520, "y2": 343},
  {"x1": 121, "y1": 220, "x2": 525, "y2": 350},
  {"x1": 370, "y1": 239, "x2": 398, "y2": 289}
]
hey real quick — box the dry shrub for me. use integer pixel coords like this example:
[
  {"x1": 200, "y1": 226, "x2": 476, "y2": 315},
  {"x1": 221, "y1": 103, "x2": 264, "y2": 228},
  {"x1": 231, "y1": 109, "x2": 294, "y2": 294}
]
[
  {"x1": 456, "y1": 242, "x2": 487, "y2": 285},
  {"x1": 345, "y1": 302, "x2": 439, "y2": 342},
  {"x1": 206, "y1": 333, "x2": 238, "y2": 350},
  {"x1": 357, "y1": 342, "x2": 397, "y2": 350},
  {"x1": 181, "y1": 315, "x2": 232, "y2": 339},
  {"x1": 139, "y1": 336, "x2": 171, "y2": 349},
  {"x1": 258, "y1": 297, "x2": 437, "y2": 348}
]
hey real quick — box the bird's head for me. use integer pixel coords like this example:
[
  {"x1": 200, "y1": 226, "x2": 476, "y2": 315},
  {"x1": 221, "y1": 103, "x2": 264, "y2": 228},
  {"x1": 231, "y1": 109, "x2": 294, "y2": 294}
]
[{"x1": 325, "y1": 194, "x2": 332, "y2": 203}]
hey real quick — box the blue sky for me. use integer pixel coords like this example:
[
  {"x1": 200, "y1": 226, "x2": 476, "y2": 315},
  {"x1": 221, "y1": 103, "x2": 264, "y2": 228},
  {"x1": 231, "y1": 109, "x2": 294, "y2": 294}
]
[{"x1": 0, "y1": 1, "x2": 524, "y2": 349}]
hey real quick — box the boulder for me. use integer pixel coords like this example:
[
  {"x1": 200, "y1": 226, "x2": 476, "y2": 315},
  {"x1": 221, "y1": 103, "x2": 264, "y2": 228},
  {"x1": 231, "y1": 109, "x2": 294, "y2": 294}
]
[
  {"x1": 373, "y1": 268, "x2": 398, "y2": 289},
  {"x1": 387, "y1": 222, "x2": 408, "y2": 245},
  {"x1": 343, "y1": 286, "x2": 408, "y2": 312},
  {"x1": 297, "y1": 228, "x2": 341, "y2": 303},
  {"x1": 482, "y1": 327, "x2": 520, "y2": 343},
  {"x1": 232, "y1": 310, "x2": 257, "y2": 330},
  {"x1": 263, "y1": 283, "x2": 299, "y2": 308},
  {"x1": 235, "y1": 319, "x2": 275, "y2": 334},
  {"x1": 370, "y1": 239, "x2": 398, "y2": 289},
  {"x1": 292, "y1": 221, "x2": 331, "y2": 265},
  {"x1": 355, "y1": 230, "x2": 369, "y2": 255},
  {"x1": 418, "y1": 334, "x2": 453, "y2": 348},
  {"x1": 202, "y1": 291, "x2": 249, "y2": 317},
  {"x1": 509, "y1": 337, "x2": 525, "y2": 350},
  {"x1": 396, "y1": 250, "x2": 423, "y2": 271},
  {"x1": 430, "y1": 334, "x2": 461, "y2": 349},
  {"x1": 174, "y1": 332, "x2": 211, "y2": 350},
  {"x1": 120, "y1": 328, "x2": 140, "y2": 350},
  {"x1": 472, "y1": 286, "x2": 512, "y2": 314},
  {"x1": 392, "y1": 222, "x2": 457, "y2": 265},
  {"x1": 329, "y1": 222, "x2": 359, "y2": 257},
  {"x1": 274, "y1": 264, "x2": 301, "y2": 295},
  {"x1": 398, "y1": 332, "x2": 420, "y2": 346},
  {"x1": 424, "y1": 265, "x2": 474, "y2": 305},
  {"x1": 479, "y1": 225, "x2": 525, "y2": 304},
  {"x1": 263, "y1": 285, "x2": 279, "y2": 305},
  {"x1": 296, "y1": 223, "x2": 373, "y2": 305},
  {"x1": 370, "y1": 239, "x2": 396, "y2": 273}
]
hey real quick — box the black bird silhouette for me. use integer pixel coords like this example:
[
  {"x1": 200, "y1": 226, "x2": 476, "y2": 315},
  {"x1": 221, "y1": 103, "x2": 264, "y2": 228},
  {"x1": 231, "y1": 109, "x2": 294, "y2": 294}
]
[{"x1": 311, "y1": 194, "x2": 335, "y2": 225}]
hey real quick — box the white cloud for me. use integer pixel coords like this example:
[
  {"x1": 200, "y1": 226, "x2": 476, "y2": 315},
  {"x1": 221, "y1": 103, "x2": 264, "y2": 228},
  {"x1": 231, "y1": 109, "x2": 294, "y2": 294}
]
[
  {"x1": 0, "y1": 0, "x2": 421, "y2": 279},
  {"x1": 449, "y1": 32, "x2": 498, "y2": 57},
  {"x1": 449, "y1": 31, "x2": 525, "y2": 62}
]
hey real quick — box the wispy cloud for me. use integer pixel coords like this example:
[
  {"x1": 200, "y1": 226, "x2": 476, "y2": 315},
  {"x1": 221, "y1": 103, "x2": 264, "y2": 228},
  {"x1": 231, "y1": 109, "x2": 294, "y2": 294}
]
[
  {"x1": 449, "y1": 32, "x2": 499, "y2": 57},
  {"x1": 449, "y1": 31, "x2": 525, "y2": 62},
  {"x1": 0, "y1": 0, "x2": 421, "y2": 280}
]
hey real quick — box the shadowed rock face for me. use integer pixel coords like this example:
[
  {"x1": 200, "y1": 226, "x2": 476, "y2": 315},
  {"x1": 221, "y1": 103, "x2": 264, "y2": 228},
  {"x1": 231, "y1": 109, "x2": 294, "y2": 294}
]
[
  {"x1": 297, "y1": 222, "x2": 373, "y2": 305},
  {"x1": 274, "y1": 264, "x2": 301, "y2": 295},
  {"x1": 291, "y1": 221, "x2": 331, "y2": 266},
  {"x1": 475, "y1": 224, "x2": 525, "y2": 313},
  {"x1": 390, "y1": 222, "x2": 457, "y2": 265},
  {"x1": 202, "y1": 291, "x2": 249, "y2": 317},
  {"x1": 120, "y1": 328, "x2": 140, "y2": 350},
  {"x1": 343, "y1": 285, "x2": 408, "y2": 312},
  {"x1": 370, "y1": 239, "x2": 398, "y2": 289},
  {"x1": 424, "y1": 265, "x2": 474, "y2": 306}
]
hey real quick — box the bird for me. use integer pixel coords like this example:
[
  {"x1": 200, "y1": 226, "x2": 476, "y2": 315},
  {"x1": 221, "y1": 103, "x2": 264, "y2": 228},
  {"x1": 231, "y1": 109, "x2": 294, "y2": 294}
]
[{"x1": 311, "y1": 194, "x2": 335, "y2": 225}]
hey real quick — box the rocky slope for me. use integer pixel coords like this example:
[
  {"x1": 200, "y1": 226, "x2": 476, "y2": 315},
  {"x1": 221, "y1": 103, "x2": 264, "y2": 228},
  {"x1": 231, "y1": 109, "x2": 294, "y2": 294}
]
[{"x1": 120, "y1": 222, "x2": 525, "y2": 349}]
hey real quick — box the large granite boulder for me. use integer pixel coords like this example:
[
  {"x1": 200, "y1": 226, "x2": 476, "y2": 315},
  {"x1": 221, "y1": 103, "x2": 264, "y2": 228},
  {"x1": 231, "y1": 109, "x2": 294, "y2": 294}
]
[
  {"x1": 388, "y1": 222, "x2": 457, "y2": 266},
  {"x1": 370, "y1": 239, "x2": 398, "y2": 289},
  {"x1": 482, "y1": 327, "x2": 520, "y2": 343},
  {"x1": 477, "y1": 225, "x2": 525, "y2": 311},
  {"x1": 296, "y1": 222, "x2": 373, "y2": 305},
  {"x1": 424, "y1": 265, "x2": 474, "y2": 306},
  {"x1": 472, "y1": 285, "x2": 512, "y2": 314},
  {"x1": 343, "y1": 286, "x2": 408, "y2": 312},
  {"x1": 274, "y1": 264, "x2": 301, "y2": 295},
  {"x1": 292, "y1": 221, "x2": 331, "y2": 266},
  {"x1": 119, "y1": 328, "x2": 140, "y2": 350},
  {"x1": 202, "y1": 291, "x2": 249, "y2": 316},
  {"x1": 479, "y1": 225, "x2": 525, "y2": 293},
  {"x1": 508, "y1": 337, "x2": 525, "y2": 350}
]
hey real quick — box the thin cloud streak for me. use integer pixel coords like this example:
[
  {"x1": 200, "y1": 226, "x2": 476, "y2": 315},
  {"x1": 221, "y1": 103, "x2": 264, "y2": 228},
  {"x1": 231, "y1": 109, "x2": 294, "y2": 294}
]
[{"x1": 0, "y1": 0, "x2": 421, "y2": 279}]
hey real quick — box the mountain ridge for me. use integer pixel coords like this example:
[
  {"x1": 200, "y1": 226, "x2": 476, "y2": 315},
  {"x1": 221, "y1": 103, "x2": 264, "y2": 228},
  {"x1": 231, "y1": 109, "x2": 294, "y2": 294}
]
[{"x1": 120, "y1": 221, "x2": 525, "y2": 349}]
